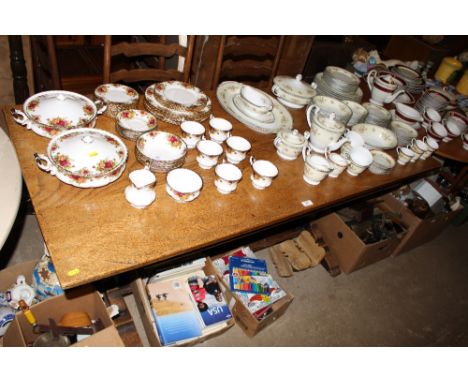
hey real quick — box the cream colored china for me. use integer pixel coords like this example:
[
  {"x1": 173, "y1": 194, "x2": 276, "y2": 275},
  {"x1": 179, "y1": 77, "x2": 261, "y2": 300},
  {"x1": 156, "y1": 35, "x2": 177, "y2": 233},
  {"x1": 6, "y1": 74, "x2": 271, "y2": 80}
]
[
  {"x1": 136, "y1": 131, "x2": 187, "y2": 173},
  {"x1": 307, "y1": 95, "x2": 352, "y2": 124},
  {"x1": 240, "y1": 85, "x2": 273, "y2": 112},
  {"x1": 34, "y1": 128, "x2": 127, "y2": 188},
  {"x1": 396, "y1": 146, "x2": 415, "y2": 165},
  {"x1": 166, "y1": 168, "x2": 203, "y2": 203},
  {"x1": 342, "y1": 100, "x2": 368, "y2": 126},
  {"x1": 274, "y1": 129, "x2": 310, "y2": 160},
  {"x1": 351, "y1": 123, "x2": 398, "y2": 150},
  {"x1": 209, "y1": 116, "x2": 233, "y2": 143},
  {"x1": 125, "y1": 167, "x2": 156, "y2": 209},
  {"x1": 226, "y1": 136, "x2": 251, "y2": 164},
  {"x1": 216, "y1": 81, "x2": 293, "y2": 134},
  {"x1": 196, "y1": 139, "x2": 223, "y2": 169},
  {"x1": 116, "y1": 109, "x2": 158, "y2": 141},
  {"x1": 409, "y1": 138, "x2": 429, "y2": 162},
  {"x1": 95, "y1": 83, "x2": 138, "y2": 118},
  {"x1": 232, "y1": 94, "x2": 275, "y2": 123},
  {"x1": 367, "y1": 70, "x2": 405, "y2": 106},
  {"x1": 325, "y1": 151, "x2": 348, "y2": 178},
  {"x1": 390, "y1": 120, "x2": 418, "y2": 147},
  {"x1": 250, "y1": 157, "x2": 278, "y2": 189},
  {"x1": 214, "y1": 162, "x2": 242, "y2": 194},
  {"x1": 307, "y1": 108, "x2": 346, "y2": 153},
  {"x1": 369, "y1": 150, "x2": 395, "y2": 175},
  {"x1": 272, "y1": 74, "x2": 317, "y2": 109},
  {"x1": 302, "y1": 148, "x2": 331, "y2": 185},
  {"x1": 12, "y1": 90, "x2": 105, "y2": 138},
  {"x1": 347, "y1": 146, "x2": 373, "y2": 176},
  {"x1": 180, "y1": 121, "x2": 205, "y2": 149}
]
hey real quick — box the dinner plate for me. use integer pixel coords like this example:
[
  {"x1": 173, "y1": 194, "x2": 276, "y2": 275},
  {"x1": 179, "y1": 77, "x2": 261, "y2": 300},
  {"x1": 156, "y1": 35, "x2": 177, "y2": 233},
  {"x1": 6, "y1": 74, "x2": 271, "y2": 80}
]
[
  {"x1": 94, "y1": 83, "x2": 138, "y2": 104},
  {"x1": 216, "y1": 81, "x2": 293, "y2": 134}
]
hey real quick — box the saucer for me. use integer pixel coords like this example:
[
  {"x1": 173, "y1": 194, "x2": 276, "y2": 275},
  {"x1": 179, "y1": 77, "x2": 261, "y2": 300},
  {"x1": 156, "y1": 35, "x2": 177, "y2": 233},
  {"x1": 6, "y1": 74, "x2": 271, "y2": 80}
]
[{"x1": 232, "y1": 95, "x2": 275, "y2": 123}]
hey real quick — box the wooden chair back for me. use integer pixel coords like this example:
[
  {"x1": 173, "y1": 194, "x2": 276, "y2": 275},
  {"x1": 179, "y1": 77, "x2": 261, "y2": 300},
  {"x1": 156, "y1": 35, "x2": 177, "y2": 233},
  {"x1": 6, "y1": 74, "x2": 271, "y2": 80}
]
[
  {"x1": 30, "y1": 36, "x2": 61, "y2": 92},
  {"x1": 212, "y1": 35, "x2": 285, "y2": 89},
  {"x1": 103, "y1": 35, "x2": 195, "y2": 84}
]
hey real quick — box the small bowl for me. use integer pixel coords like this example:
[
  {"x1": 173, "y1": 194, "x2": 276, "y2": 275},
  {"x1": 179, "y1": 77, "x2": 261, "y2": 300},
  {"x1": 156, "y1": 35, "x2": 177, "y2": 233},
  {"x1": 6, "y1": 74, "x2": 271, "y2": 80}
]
[
  {"x1": 166, "y1": 168, "x2": 202, "y2": 203},
  {"x1": 240, "y1": 85, "x2": 273, "y2": 113},
  {"x1": 95, "y1": 83, "x2": 139, "y2": 118},
  {"x1": 116, "y1": 110, "x2": 157, "y2": 141}
]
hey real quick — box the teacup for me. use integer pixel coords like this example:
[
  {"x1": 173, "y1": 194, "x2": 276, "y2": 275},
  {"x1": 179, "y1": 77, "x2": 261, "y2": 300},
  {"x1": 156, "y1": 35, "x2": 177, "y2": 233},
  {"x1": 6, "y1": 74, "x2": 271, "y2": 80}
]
[
  {"x1": 180, "y1": 121, "x2": 205, "y2": 149},
  {"x1": 420, "y1": 136, "x2": 439, "y2": 159},
  {"x1": 445, "y1": 119, "x2": 462, "y2": 140},
  {"x1": 303, "y1": 150, "x2": 331, "y2": 185},
  {"x1": 325, "y1": 151, "x2": 348, "y2": 178},
  {"x1": 250, "y1": 157, "x2": 278, "y2": 190},
  {"x1": 340, "y1": 130, "x2": 365, "y2": 159},
  {"x1": 209, "y1": 117, "x2": 233, "y2": 143},
  {"x1": 225, "y1": 136, "x2": 251, "y2": 164},
  {"x1": 196, "y1": 139, "x2": 223, "y2": 169},
  {"x1": 214, "y1": 162, "x2": 242, "y2": 194},
  {"x1": 427, "y1": 122, "x2": 448, "y2": 142},
  {"x1": 422, "y1": 108, "x2": 441, "y2": 129},
  {"x1": 408, "y1": 138, "x2": 428, "y2": 162},
  {"x1": 396, "y1": 146, "x2": 415, "y2": 165},
  {"x1": 394, "y1": 102, "x2": 423, "y2": 126},
  {"x1": 347, "y1": 146, "x2": 373, "y2": 176}
]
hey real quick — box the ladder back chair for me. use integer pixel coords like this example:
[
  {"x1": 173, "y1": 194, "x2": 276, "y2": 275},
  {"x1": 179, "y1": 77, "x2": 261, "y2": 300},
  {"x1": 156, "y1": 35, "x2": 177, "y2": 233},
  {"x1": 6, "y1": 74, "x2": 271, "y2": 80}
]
[
  {"x1": 213, "y1": 35, "x2": 285, "y2": 89},
  {"x1": 103, "y1": 35, "x2": 196, "y2": 85}
]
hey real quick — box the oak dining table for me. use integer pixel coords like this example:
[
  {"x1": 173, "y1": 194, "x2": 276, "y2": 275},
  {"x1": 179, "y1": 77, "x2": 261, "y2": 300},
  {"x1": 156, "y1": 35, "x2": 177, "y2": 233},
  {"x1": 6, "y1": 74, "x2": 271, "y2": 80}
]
[{"x1": 3, "y1": 90, "x2": 442, "y2": 290}]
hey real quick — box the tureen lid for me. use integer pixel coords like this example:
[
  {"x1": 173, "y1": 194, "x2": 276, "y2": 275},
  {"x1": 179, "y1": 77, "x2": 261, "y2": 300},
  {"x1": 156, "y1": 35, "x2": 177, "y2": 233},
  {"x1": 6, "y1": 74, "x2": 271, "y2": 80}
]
[
  {"x1": 48, "y1": 128, "x2": 128, "y2": 178},
  {"x1": 273, "y1": 74, "x2": 316, "y2": 99},
  {"x1": 278, "y1": 128, "x2": 306, "y2": 145}
]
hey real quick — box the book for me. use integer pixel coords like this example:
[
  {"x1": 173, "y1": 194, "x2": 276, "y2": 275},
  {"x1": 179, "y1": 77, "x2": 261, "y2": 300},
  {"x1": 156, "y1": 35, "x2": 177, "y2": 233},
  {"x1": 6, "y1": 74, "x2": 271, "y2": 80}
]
[
  {"x1": 187, "y1": 274, "x2": 232, "y2": 327},
  {"x1": 229, "y1": 256, "x2": 271, "y2": 295},
  {"x1": 146, "y1": 276, "x2": 202, "y2": 346}
]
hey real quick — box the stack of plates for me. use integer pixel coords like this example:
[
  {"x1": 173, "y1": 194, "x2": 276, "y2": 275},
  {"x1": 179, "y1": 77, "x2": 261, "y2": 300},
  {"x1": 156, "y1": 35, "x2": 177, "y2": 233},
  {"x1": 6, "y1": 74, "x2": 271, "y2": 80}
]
[
  {"x1": 313, "y1": 66, "x2": 363, "y2": 102},
  {"x1": 144, "y1": 81, "x2": 212, "y2": 125},
  {"x1": 390, "y1": 65, "x2": 425, "y2": 94},
  {"x1": 216, "y1": 81, "x2": 293, "y2": 134},
  {"x1": 363, "y1": 102, "x2": 392, "y2": 128},
  {"x1": 414, "y1": 87, "x2": 454, "y2": 113},
  {"x1": 390, "y1": 120, "x2": 418, "y2": 146}
]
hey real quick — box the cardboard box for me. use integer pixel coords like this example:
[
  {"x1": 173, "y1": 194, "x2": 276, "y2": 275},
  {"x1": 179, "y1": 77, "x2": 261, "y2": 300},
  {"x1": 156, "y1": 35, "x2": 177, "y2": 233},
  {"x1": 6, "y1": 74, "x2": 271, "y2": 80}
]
[
  {"x1": 0, "y1": 260, "x2": 37, "y2": 291},
  {"x1": 3, "y1": 289, "x2": 124, "y2": 347},
  {"x1": 208, "y1": 249, "x2": 294, "y2": 337},
  {"x1": 314, "y1": 209, "x2": 406, "y2": 274},
  {"x1": 131, "y1": 259, "x2": 235, "y2": 347},
  {"x1": 379, "y1": 194, "x2": 463, "y2": 256}
]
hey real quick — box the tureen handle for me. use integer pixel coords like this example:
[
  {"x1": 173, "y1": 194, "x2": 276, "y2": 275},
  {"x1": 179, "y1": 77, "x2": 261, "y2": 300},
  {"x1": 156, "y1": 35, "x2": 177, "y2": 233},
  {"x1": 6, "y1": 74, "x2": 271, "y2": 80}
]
[
  {"x1": 303, "y1": 130, "x2": 310, "y2": 143},
  {"x1": 302, "y1": 145, "x2": 311, "y2": 161},
  {"x1": 34, "y1": 153, "x2": 57, "y2": 176},
  {"x1": 94, "y1": 99, "x2": 108, "y2": 115},
  {"x1": 249, "y1": 156, "x2": 256, "y2": 166},
  {"x1": 10, "y1": 108, "x2": 32, "y2": 130},
  {"x1": 271, "y1": 85, "x2": 280, "y2": 97},
  {"x1": 310, "y1": 82, "x2": 318, "y2": 90}
]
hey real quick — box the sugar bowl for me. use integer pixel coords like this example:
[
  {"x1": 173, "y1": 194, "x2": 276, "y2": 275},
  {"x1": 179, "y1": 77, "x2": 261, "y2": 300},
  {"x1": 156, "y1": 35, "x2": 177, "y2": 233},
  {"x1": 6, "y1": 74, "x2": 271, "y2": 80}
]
[{"x1": 273, "y1": 129, "x2": 310, "y2": 160}]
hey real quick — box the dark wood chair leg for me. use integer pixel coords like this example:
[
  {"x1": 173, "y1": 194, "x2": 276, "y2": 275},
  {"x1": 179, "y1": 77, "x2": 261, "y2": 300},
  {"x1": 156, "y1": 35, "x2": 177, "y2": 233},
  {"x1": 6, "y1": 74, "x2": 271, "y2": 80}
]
[{"x1": 8, "y1": 36, "x2": 30, "y2": 104}]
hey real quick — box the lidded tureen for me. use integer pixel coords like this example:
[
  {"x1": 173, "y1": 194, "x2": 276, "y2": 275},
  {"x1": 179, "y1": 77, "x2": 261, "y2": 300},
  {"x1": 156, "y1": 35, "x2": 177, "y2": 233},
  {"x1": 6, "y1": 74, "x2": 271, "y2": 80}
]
[{"x1": 272, "y1": 74, "x2": 317, "y2": 109}]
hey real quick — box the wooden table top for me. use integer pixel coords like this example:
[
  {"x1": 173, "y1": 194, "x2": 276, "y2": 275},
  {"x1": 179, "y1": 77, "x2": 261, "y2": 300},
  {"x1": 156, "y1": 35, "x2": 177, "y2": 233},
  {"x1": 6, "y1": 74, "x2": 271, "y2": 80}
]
[
  {"x1": 435, "y1": 136, "x2": 468, "y2": 164},
  {"x1": 4, "y1": 91, "x2": 441, "y2": 289}
]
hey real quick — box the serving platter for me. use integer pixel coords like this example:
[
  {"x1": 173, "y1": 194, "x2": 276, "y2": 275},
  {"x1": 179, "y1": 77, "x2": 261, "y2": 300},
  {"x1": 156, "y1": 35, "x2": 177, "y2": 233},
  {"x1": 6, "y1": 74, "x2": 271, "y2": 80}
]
[
  {"x1": 216, "y1": 81, "x2": 293, "y2": 134},
  {"x1": 352, "y1": 123, "x2": 398, "y2": 150}
]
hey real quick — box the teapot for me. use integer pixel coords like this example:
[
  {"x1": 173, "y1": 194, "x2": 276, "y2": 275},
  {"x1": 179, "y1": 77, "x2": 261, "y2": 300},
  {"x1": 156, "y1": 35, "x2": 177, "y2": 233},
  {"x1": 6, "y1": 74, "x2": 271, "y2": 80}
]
[
  {"x1": 306, "y1": 106, "x2": 346, "y2": 153},
  {"x1": 273, "y1": 129, "x2": 310, "y2": 160},
  {"x1": 367, "y1": 69, "x2": 405, "y2": 106}
]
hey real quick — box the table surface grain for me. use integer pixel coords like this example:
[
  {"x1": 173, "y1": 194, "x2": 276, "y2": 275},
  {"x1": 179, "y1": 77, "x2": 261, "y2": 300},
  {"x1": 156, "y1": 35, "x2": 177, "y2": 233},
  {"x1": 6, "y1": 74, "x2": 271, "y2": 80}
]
[{"x1": 4, "y1": 91, "x2": 442, "y2": 289}]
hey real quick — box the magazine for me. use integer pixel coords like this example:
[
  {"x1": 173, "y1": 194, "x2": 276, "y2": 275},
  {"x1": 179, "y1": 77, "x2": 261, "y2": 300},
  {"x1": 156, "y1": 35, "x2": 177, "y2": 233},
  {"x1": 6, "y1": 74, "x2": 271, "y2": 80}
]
[{"x1": 187, "y1": 274, "x2": 232, "y2": 327}]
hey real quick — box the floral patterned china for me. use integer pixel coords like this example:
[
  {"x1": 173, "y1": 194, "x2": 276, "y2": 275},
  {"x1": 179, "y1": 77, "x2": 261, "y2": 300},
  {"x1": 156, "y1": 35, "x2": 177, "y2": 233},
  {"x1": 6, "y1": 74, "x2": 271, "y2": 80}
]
[
  {"x1": 34, "y1": 128, "x2": 128, "y2": 188},
  {"x1": 232, "y1": 94, "x2": 275, "y2": 123},
  {"x1": 307, "y1": 95, "x2": 352, "y2": 125},
  {"x1": 369, "y1": 150, "x2": 396, "y2": 175},
  {"x1": 136, "y1": 130, "x2": 187, "y2": 172},
  {"x1": 95, "y1": 83, "x2": 139, "y2": 118},
  {"x1": 11, "y1": 90, "x2": 106, "y2": 138},
  {"x1": 351, "y1": 123, "x2": 398, "y2": 150},
  {"x1": 166, "y1": 168, "x2": 203, "y2": 203},
  {"x1": 116, "y1": 109, "x2": 158, "y2": 141},
  {"x1": 272, "y1": 74, "x2": 317, "y2": 109},
  {"x1": 216, "y1": 81, "x2": 293, "y2": 134}
]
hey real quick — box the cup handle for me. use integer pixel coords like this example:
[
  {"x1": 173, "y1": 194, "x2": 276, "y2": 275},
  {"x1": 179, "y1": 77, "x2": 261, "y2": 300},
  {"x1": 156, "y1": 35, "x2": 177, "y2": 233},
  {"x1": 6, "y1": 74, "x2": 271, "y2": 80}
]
[
  {"x1": 422, "y1": 136, "x2": 427, "y2": 143},
  {"x1": 306, "y1": 104, "x2": 319, "y2": 127},
  {"x1": 396, "y1": 147, "x2": 401, "y2": 155},
  {"x1": 272, "y1": 85, "x2": 280, "y2": 97},
  {"x1": 249, "y1": 156, "x2": 255, "y2": 166},
  {"x1": 366, "y1": 69, "x2": 377, "y2": 91},
  {"x1": 302, "y1": 145, "x2": 311, "y2": 161},
  {"x1": 273, "y1": 136, "x2": 281, "y2": 149},
  {"x1": 410, "y1": 138, "x2": 416, "y2": 146},
  {"x1": 303, "y1": 130, "x2": 310, "y2": 142}
]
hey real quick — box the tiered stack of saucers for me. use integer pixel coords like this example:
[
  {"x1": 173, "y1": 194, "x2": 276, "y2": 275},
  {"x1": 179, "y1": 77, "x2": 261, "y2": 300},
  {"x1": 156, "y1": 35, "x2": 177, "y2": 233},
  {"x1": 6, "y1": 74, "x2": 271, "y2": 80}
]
[
  {"x1": 313, "y1": 66, "x2": 363, "y2": 102},
  {"x1": 144, "y1": 81, "x2": 212, "y2": 125},
  {"x1": 272, "y1": 74, "x2": 317, "y2": 109},
  {"x1": 362, "y1": 102, "x2": 392, "y2": 128},
  {"x1": 390, "y1": 65, "x2": 425, "y2": 94}
]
